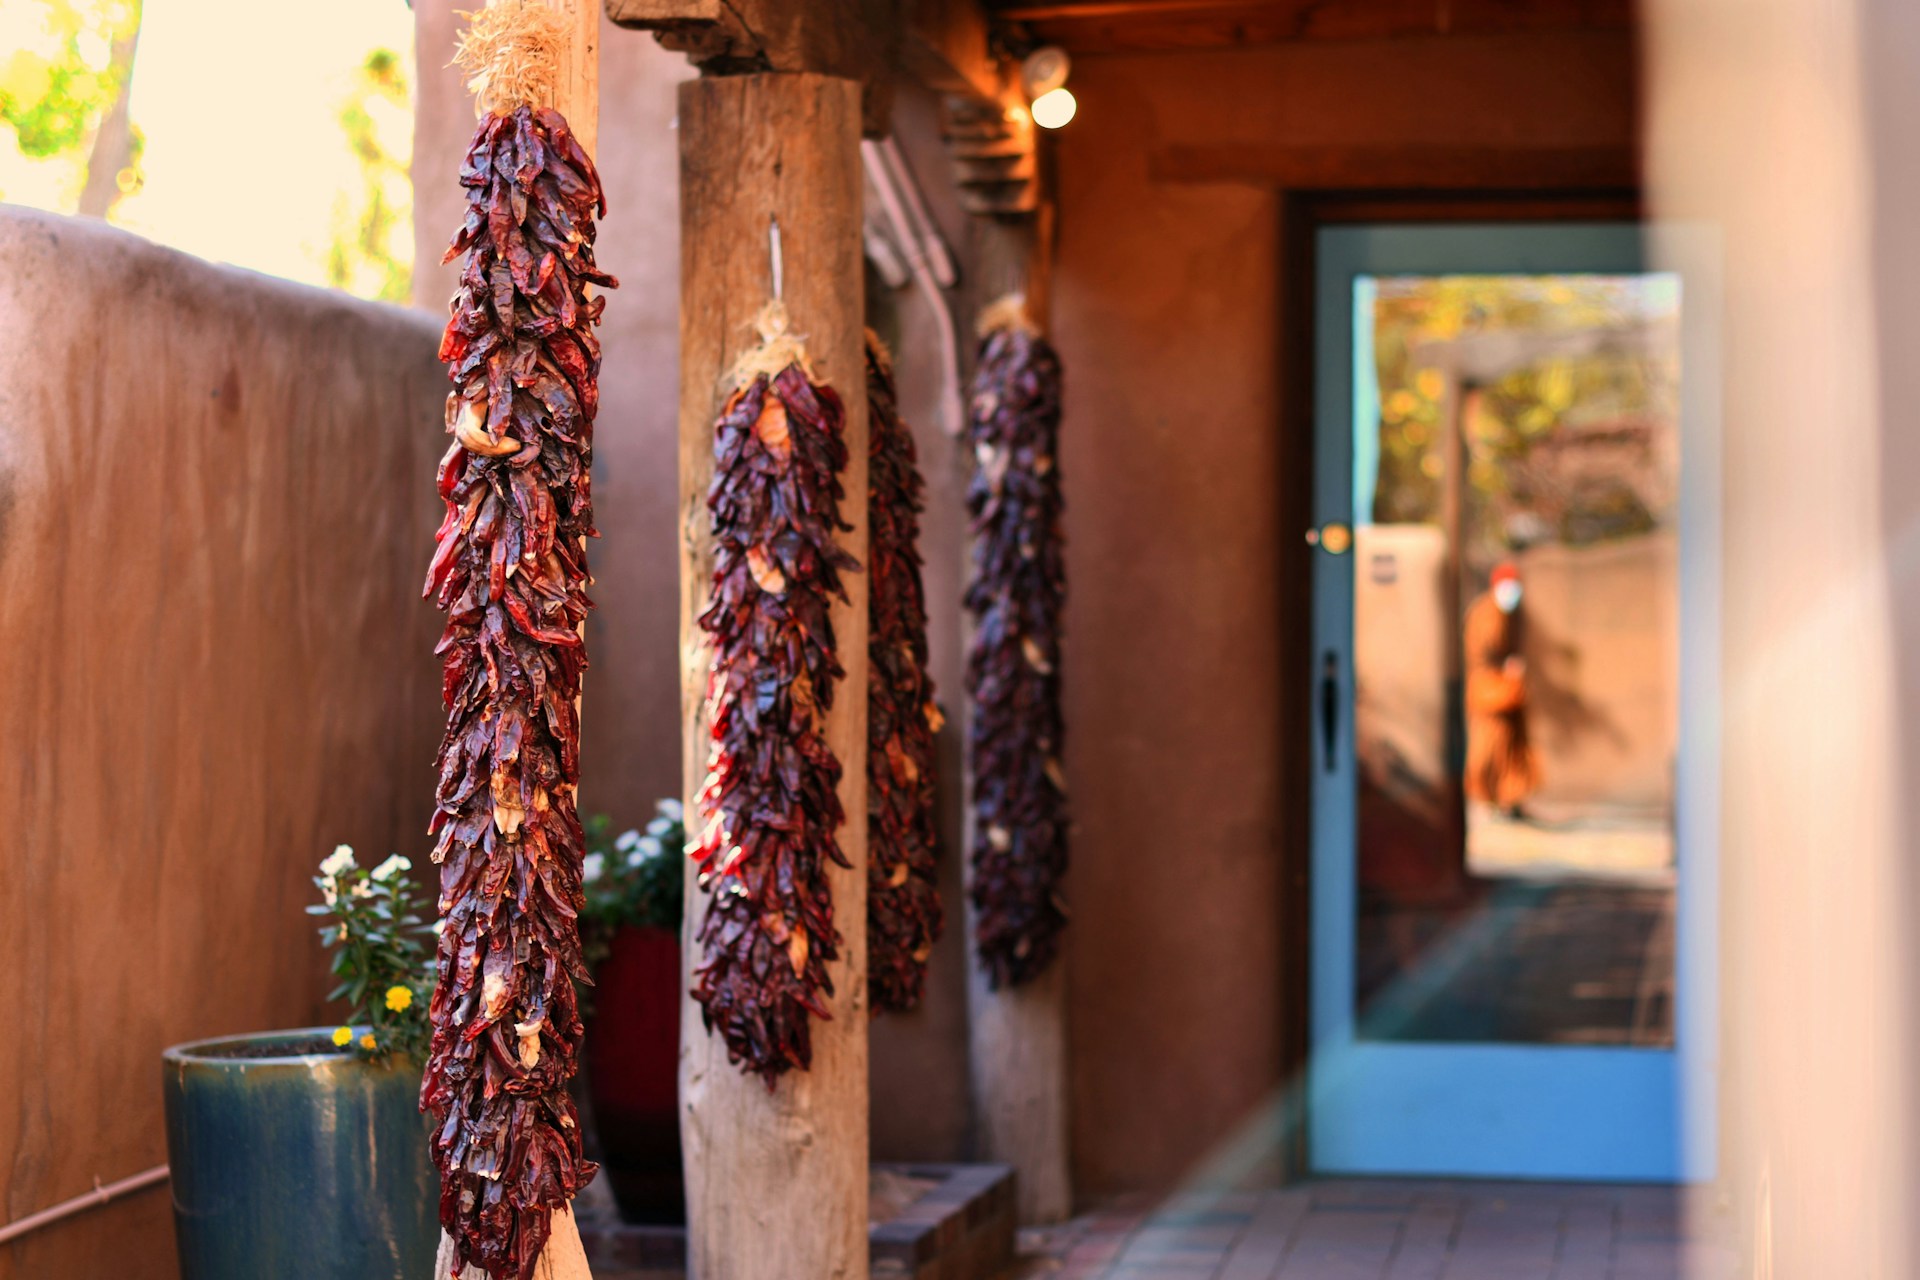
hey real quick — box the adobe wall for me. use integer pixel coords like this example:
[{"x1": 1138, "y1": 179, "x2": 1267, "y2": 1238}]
[{"x1": 0, "y1": 208, "x2": 445, "y2": 1279}]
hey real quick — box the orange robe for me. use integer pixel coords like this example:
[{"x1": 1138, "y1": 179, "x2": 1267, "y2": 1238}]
[{"x1": 1463, "y1": 593, "x2": 1540, "y2": 810}]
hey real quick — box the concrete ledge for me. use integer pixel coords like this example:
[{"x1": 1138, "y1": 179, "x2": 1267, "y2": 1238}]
[{"x1": 579, "y1": 1163, "x2": 1016, "y2": 1280}]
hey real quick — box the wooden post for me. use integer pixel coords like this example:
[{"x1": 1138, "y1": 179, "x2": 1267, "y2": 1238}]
[
  {"x1": 1439, "y1": 376, "x2": 1472, "y2": 885},
  {"x1": 676, "y1": 72, "x2": 870, "y2": 1280},
  {"x1": 435, "y1": 2, "x2": 598, "y2": 1274},
  {"x1": 961, "y1": 206, "x2": 1072, "y2": 1226}
]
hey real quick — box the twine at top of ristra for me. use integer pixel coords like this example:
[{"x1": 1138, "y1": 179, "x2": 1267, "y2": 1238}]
[
  {"x1": 453, "y1": 3, "x2": 570, "y2": 116},
  {"x1": 727, "y1": 300, "x2": 817, "y2": 388},
  {"x1": 977, "y1": 292, "x2": 1040, "y2": 339}
]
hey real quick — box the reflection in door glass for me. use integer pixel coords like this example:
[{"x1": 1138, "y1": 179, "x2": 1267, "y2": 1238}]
[{"x1": 1352, "y1": 273, "x2": 1681, "y2": 1047}]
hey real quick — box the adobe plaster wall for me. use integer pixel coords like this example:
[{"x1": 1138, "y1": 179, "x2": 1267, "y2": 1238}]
[
  {"x1": 1645, "y1": 0, "x2": 1920, "y2": 1270},
  {"x1": 0, "y1": 207, "x2": 445, "y2": 1279}
]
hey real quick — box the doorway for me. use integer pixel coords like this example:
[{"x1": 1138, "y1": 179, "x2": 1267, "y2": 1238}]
[{"x1": 1305, "y1": 222, "x2": 1718, "y2": 1181}]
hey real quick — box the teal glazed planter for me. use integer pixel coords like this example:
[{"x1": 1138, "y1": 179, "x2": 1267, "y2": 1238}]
[{"x1": 162, "y1": 1029, "x2": 438, "y2": 1280}]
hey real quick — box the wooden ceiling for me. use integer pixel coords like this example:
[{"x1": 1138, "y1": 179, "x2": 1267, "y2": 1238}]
[{"x1": 982, "y1": 0, "x2": 1633, "y2": 54}]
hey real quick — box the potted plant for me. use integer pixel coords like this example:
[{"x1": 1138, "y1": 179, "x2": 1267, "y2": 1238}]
[
  {"x1": 579, "y1": 799, "x2": 685, "y2": 1224},
  {"x1": 162, "y1": 847, "x2": 439, "y2": 1279}
]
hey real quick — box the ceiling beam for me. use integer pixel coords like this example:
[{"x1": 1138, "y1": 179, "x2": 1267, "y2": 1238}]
[
  {"x1": 604, "y1": 0, "x2": 902, "y2": 131},
  {"x1": 905, "y1": 0, "x2": 1007, "y2": 103},
  {"x1": 1149, "y1": 143, "x2": 1638, "y2": 191},
  {"x1": 989, "y1": 0, "x2": 1632, "y2": 54}
]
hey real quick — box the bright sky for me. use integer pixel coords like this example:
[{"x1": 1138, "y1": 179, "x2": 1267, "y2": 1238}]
[{"x1": 0, "y1": 0, "x2": 415, "y2": 292}]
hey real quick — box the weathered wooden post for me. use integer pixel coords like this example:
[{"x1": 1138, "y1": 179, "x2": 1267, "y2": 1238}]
[
  {"x1": 675, "y1": 73, "x2": 870, "y2": 1280},
  {"x1": 946, "y1": 93, "x2": 1074, "y2": 1226},
  {"x1": 606, "y1": 5, "x2": 879, "y2": 1277}
]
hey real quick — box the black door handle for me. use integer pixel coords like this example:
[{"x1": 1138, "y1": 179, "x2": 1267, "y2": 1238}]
[{"x1": 1320, "y1": 649, "x2": 1339, "y2": 774}]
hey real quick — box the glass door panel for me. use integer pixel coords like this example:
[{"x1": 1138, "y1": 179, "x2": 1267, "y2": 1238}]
[{"x1": 1309, "y1": 224, "x2": 1718, "y2": 1181}]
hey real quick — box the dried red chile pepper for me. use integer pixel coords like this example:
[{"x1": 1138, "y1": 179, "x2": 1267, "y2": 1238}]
[
  {"x1": 864, "y1": 333, "x2": 943, "y2": 1014},
  {"x1": 422, "y1": 101, "x2": 615, "y2": 1280},
  {"x1": 693, "y1": 314, "x2": 860, "y2": 1083},
  {"x1": 965, "y1": 307, "x2": 1068, "y2": 989}
]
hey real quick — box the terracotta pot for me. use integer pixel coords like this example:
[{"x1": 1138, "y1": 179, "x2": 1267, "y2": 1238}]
[
  {"x1": 585, "y1": 925, "x2": 683, "y2": 1224},
  {"x1": 161, "y1": 1029, "x2": 436, "y2": 1279}
]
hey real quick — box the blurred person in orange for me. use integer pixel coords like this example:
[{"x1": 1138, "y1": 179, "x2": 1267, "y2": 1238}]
[{"x1": 1464, "y1": 561, "x2": 1540, "y2": 818}]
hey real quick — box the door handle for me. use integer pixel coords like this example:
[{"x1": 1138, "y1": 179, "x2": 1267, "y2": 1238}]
[
  {"x1": 1320, "y1": 649, "x2": 1339, "y2": 774},
  {"x1": 1305, "y1": 522, "x2": 1353, "y2": 554}
]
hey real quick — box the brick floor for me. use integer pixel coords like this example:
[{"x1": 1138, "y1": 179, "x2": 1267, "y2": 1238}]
[{"x1": 1011, "y1": 1181, "x2": 1739, "y2": 1280}]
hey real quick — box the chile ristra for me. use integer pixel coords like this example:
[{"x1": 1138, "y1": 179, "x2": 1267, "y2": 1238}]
[
  {"x1": 864, "y1": 332, "x2": 943, "y2": 1014},
  {"x1": 422, "y1": 101, "x2": 615, "y2": 1280},
  {"x1": 693, "y1": 307, "x2": 860, "y2": 1084},
  {"x1": 965, "y1": 304, "x2": 1069, "y2": 989}
]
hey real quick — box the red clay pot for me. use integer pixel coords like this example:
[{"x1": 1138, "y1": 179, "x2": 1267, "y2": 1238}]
[{"x1": 585, "y1": 925, "x2": 684, "y2": 1224}]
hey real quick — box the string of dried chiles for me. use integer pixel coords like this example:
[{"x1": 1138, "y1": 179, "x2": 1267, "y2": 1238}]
[
  {"x1": 865, "y1": 332, "x2": 943, "y2": 1014},
  {"x1": 693, "y1": 308, "x2": 860, "y2": 1084},
  {"x1": 422, "y1": 102, "x2": 615, "y2": 1280},
  {"x1": 965, "y1": 304, "x2": 1069, "y2": 989}
]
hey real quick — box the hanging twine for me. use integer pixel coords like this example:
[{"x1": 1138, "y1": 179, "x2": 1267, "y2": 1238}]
[
  {"x1": 726, "y1": 300, "x2": 817, "y2": 388},
  {"x1": 977, "y1": 292, "x2": 1040, "y2": 338},
  {"x1": 453, "y1": 3, "x2": 569, "y2": 115}
]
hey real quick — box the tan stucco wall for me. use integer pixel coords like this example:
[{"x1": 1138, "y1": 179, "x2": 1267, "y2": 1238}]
[
  {"x1": 0, "y1": 207, "x2": 445, "y2": 1278},
  {"x1": 1646, "y1": 0, "x2": 1920, "y2": 1271}
]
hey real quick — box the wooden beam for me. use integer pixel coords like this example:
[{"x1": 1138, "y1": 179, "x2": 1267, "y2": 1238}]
[
  {"x1": 961, "y1": 210, "x2": 1071, "y2": 1226},
  {"x1": 676, "y1": 71, "x2": 871, "y2": 1280},
  {"x1": 990, "y1": 0, "x2": 1631, "y2": 54},
  {"x1": 942, "y1": 97, "x2": 1041, "y2": 215},
  {"x1": 604, "y1": 0, "x2": 720, "y2": 22},
  {"x1": 604, "y1": 0, "x2": 899, "y2": 132},
  {"x1": 1149, "y1": 144, "x2": 1639, "y2": 191},
  {"x1": 905, "y1": 0, "x2": 1005, "y2": 103}
]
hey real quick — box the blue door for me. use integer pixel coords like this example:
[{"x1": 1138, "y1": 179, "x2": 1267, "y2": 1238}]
[{"x1": 1308, "y1": 223, "x2": 1719, "y2": 1181}]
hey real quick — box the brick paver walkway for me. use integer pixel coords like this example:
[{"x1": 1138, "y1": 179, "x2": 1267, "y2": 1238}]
[{"x1": 1013, "y1": 1181, "x2": 1738, "y2": 1280}]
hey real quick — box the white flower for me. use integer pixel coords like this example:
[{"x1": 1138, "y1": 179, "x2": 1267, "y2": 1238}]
[
  {"x1": 625, "y1": 851, "x2": 647, "y2": 868},
  {"x1": 658, "y1": 799, "x2": 684, "y2": 822},
  {"x1": 432, "y1": 919, "x2": 446, "y2": 937},
  {"x1": 638, "y1": 835, "x2": 663, "y2": 858},
  {"x1": 371, "y1": 854, "x2": 412, "y2": 882},
  {"x1": 319, "y1": 845, "x2": 356, "y2": 879},
  {"x1": 321, "y1": 884, "x2": 339, "y2": 907},
  {"x1": 582, "y1": 852, "x2": 605, "y2": 884},
  {"x1": 350, "y1": 880, "x2": 373, "y2": 899},
  {"x1": 613, "y1": 828, "x2": 642, "y2": 853},
  {"x1": 646, "y1": 817, "x2": 672, "y2": 837}
]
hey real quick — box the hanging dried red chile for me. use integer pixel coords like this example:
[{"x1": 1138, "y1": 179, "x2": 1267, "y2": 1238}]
[
  {"x1": 965, "y1": 297, "x2": 1068, "y2": 989},
  {"x1": 864, "y1": 332, "x2": 943, "y2": 1014},
  {"x1": 693, "y1": 304, "x2": 860, "y2": 1083},
  {"x1": 420, "y1": 13, "x2": 615, "y2": 1274}
]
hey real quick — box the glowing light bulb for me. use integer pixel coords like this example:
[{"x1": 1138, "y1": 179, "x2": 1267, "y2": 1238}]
[{"x1": 1031, "y1": 87, "x2": 1077, "y2": 130}]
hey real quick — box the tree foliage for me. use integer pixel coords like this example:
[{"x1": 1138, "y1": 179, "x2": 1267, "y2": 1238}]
[
  {"x1": 325, "y1": 46, "x2": 413, "y2": 304},
  {"x1": 0, "y1": 0, "x2": 142, "y2": 210},
  {"x1": 1369, "y1": 275, "x2": 1681, "y2": 564}
]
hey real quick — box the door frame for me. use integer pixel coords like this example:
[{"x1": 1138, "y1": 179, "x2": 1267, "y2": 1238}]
[
  {"x1": 1273, "y1": 183, "x2": 1656, "y2": 1180},
  {"x1": 1304, "y1": 220, "x2": 1719, "y2": 1180}
]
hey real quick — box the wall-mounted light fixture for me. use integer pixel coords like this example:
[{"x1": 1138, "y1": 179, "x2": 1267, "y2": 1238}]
[{"x1": 1022, "y1": 46, "x2": 1076, "y2": 129}]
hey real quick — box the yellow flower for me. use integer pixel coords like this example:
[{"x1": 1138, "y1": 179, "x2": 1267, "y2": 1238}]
[
  {"x1": 332, "y1": 1026, "x2": 353, "y2": 1047},
  {"x1": 359, "y1": 1034, "x2": 378, "y2": 1051},
  {"x1": 385, "y1": 985, "x2": 414, "y2": 1013}
]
